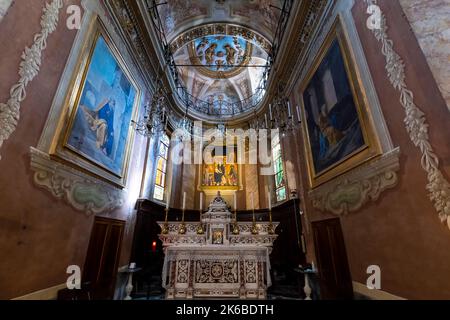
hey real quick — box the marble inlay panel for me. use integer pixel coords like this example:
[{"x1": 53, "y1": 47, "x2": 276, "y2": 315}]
[{"x1": 399, "y1": 0, "x2": 450, "y2": 112}]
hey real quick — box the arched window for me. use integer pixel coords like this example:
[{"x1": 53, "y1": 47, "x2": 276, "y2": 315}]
[
  {"x1": 153, "y1": 133, "x2": 170, "y2": 202},
  {"x1": 271, "y1": 132, "x2": 287, "y2": 202}
]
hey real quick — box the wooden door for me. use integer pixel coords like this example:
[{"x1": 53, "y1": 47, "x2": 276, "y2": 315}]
[
  {"x1": 312, "y1": 218, "x2": 353, "y2": 300},
  {"x1": 83, "y1": 217, "x2": 125, "y2": 300}
]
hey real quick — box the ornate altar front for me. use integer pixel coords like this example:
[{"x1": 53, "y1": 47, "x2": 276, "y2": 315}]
[{"x1": 159, "y1": 193, "x2": 278, "y2": 299}]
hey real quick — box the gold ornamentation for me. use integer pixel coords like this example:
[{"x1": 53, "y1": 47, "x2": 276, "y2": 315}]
[
  {"x1": 178, "y1": 222, "x2": 187, "y2": 235},
  {"x1": 232, "y1": 210, "x2": 240, "y2": 235},
  {"x1": 268, "y1": 210, "x2": 275, "y2": 235},
  {"x1": 162, "y1": 208, "x2": 169, "y2": 235}
]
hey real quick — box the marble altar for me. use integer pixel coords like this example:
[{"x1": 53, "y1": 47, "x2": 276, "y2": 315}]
[{"x1": 158, "y1": 192, "x2": 278, "y2": 299}]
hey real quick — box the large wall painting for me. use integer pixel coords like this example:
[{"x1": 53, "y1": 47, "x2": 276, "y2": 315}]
[
  {"x1": 201, "y1": 146, "x2": 239, "y2": 191},
  {"x1": 55, "y1": 19, "x2": 140, "y2": 187},
  {"x1": 299, "y1": 18, "x2": 381, "y2": 188}
]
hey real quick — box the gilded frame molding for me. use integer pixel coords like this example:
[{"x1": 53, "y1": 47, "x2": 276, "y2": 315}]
[
  {"x1": 196, "y1": 141, "x2": 243, "y2": 192},
  {"x1": 298, "y1": 16, "x2": 382, "y2": 189},
  {"x1": 49, "y1": 17, "x2": 141, "y2": 188}
]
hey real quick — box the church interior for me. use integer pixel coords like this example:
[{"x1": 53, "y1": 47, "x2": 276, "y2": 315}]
[{"x1": 1, "y1": 0, "x2": 450, "y2": 301}]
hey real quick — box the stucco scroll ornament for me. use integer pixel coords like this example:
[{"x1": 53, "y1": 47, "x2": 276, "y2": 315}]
[
  {"x1": 30, "y1": 147, "x2": 124, "y2": 215},
  {"x1": 310, "y1": 148, "x2": 400, "y2": 216},
  {"x1": 0, "y1": 0, "x2": 63, "y2": 161},
  {"x1": 365, "y1": 0, "x2": 450, "y2": 229}
]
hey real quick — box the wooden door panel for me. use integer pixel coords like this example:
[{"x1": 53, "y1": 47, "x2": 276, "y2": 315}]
[
  {"x1": 312, "y1": 218, "x2": 353, "y2": 300},
  {"x1": 83, "y1": 217, "x2": 125, "y2": 300}
]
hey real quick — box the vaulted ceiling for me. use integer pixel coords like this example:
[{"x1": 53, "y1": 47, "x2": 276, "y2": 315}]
[
  {"x1": 156, "y1": 0, "x2": 283, "y2": 44},
  {"x1": 106, "y1": 0, "x2": 330, "y2": 125},
  {"x1": 156, "y1": 0, "x2": 282, "y2": 118},
  {"x1": 171, "y1": 25, "x2": 270, "y2": 116}
]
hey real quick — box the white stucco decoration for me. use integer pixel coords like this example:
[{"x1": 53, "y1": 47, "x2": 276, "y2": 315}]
[
  {"x1": 365, "y1": 0, "x2": 450, "y2": 229},
  {"x1": 0, "y1": 0, "x2": 13, "y2": 22},
  {"x1": 0, "y1": 0, "x2": 63, "y2": 160}
]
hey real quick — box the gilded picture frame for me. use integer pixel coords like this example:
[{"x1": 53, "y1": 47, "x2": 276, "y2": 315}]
[
  {"x1": 50, "y1": 18, "x2": 141, "y2": 188},
  {"x1": 198, "y1": 143, "x2": 242, "y2": 192},
  {"x1": 297, "y1": 17, "x2": 381, "y2": 189}
]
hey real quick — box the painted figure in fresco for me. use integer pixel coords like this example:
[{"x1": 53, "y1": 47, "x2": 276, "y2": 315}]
[
  {"x1": 196, "y1": 38, "x2": 209, "y2": 60},
  {"x1": 224, "y1": 44, "x2": 237, "y2": 66},
  {"x1": 215, "y1": 58, "x2": 225, "y2": 71},
  {"x1": 205, "y1": 43, "x2": 217, "y2": 65},
  {"x1": 233, "y1": 36, "x2": 245, "y2": 58},
  {"x1": 81, "y1": 98, "x2": 115, "y2": 156}
]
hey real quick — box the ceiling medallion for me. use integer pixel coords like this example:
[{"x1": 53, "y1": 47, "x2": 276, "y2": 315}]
[{"x1": 188, "y1": 35, "x2": 253, "y2": 79}]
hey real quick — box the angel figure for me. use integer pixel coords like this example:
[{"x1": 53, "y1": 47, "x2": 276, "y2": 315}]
[
  {"x1": 205, "y1": 43, "x2": 217, "y2": 65},
  {"x1": 224, "y1": 44, "x2": 237, "y2": 66}
]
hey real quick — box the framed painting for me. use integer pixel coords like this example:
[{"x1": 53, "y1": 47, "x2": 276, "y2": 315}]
[
  {"x1": 53, "y1": 19, "x2": 140, "y2": 187},
  {"x1": 298, "y1": 17, "x2": 381, "y2": 188},
  {"x1": 200, "y1": 145, "x2": 240, "y2": 191}
]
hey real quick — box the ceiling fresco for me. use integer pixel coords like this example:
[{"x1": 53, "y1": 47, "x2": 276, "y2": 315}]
[
  {"x1": 192, "y1": 35, "x2": 251, "y2": 75},
  {"x1": 156, "y1": 0, "x2": 282, "y2": 43},
  {"x1": 151, "y1": 0, "x2": 287, "y2": 118},
  {"x1": 172, "y1": 28, "x2": 269, "y2": 117}
]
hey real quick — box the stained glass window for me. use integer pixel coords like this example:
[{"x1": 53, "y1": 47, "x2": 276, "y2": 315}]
[
  {"x1": 153, "y1": 133, "x2": 170, "y2": 201},
  {"x1": 272, "y1": 132, "x2": 286, "y2": 202}
]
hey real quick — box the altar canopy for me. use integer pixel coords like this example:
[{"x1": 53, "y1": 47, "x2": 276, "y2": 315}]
[{"x1": 159, "y1": 193, "x2": 278, "y2": 299}]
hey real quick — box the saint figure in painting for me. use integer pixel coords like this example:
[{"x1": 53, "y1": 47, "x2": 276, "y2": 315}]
[
  {"x1": 318, "y1": 106, "x2": 344, "y2": 157},
  {"x1": 214, "y1": 162, "x2": 225, "y2": 186},
  {"x1": 81, "y1": 98, "x2": 115, "y2": 157},
  {"x1": 228, "y1": 165, "x2": 237, "y2": 186}
]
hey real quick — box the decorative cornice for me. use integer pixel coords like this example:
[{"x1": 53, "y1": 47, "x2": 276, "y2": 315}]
[
  {"x1": 310, "y1": 148, "x2": 400, "y2": 216},
  {"x1": 0, "y1": 0, "x2": 63, "y2": 160},
  {"x1": 365, "y1": 0, "x2": 450, "y2": 230},
  {"x1": 30, "y1": 147, "x2": 125, "y2": 215}
]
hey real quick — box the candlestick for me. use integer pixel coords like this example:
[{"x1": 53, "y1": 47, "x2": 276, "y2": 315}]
[
  {"x1": 251, "y1": 192, "x2": 256, "y2": 223},
  {"x1": 166, "y1": 190, "x2": 170, "y2": 210},
  {"x1": 268, "y1": 189, "x2": 274, "y2": 234},
  {"x1": 232, "y1": 192, "x2": 239, "y2": 235},
  {"x1": 265, "y1": 114, "x2": 268, "y2": 129},
  {"x1": 179, "y1": 192, "x2": 186, "y2": 235},
  {"x1": 251, "y1": 192, "x2": 258, "y2": 235},
  {"x1": 287, "y1": 100, "x2": 292, "y2": 118},
  {"x1": 296, "y1": 105, "x2": 302, "y2": 123},
  {"x1": 162, "y1": 207, "x2": 169, "y2": 234},
  {"x1": 251, "y1": 192, "x2": 255, "y2": 211},
  {"x1": 197, "y1": 192, "x2": 204, "y2": 234}
]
